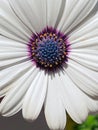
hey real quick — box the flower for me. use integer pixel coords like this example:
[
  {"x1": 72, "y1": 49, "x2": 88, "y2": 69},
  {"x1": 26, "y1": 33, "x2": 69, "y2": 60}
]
[{"x1": 0, "y1": 0, "x2": 98, "y2": 130}]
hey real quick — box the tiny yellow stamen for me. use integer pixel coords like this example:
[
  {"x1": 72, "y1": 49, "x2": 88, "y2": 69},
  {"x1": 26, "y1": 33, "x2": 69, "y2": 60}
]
[
  {"x1": 63, "y1": 45, "x2": 66, "y2": 49},
  {"x1": 55, "y1": 36, "x2": 58, "y2": 40},
  {"x1": 59, "y1": 38, "x2": 63, "y2": 41},
  {"x1": 53, "y1": 34, "x2": 56, "y2": 36},
  {"x1": 41, "y1": 62, "x2": 45, "y2": 65},
  {"x1": 32, "y1": 42, "x2": 35, "y2": 45},
  {"x1": 50, "y1": 64, "x2": 52, "y2": 67},
  {"x1": 55, "y1": 62, "x2": 58, "y2": 65},
  {"x1": 40, "y1": 35, "x2": 43, "y2": 38},
  {"x1": 49, "y1": 33, "x2": 53, "y2": 37},
  {"x1": 62, "y1": 55, "x2": 65, "y2": 59},
  {"x1": 44, "y1": 33, "x2": 47, "y2": 37},
  {"x1": 32, "y1": 53, "x2": 35, "y2": 56},
  {"x1": 32, "y1": 47, "x2": 35, "y2": 50},
  {"x1": 36, "y1": 39, "x2": 38, "y2": 42}
]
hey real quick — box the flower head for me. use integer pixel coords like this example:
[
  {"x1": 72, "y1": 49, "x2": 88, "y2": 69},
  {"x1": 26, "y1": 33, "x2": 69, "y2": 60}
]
[
  {"x1": 0, "y1": 0, "x2": 98, "y2": 130},
  {"x1": 28, "y1": 27, "x2": 70, "y2": 73}
]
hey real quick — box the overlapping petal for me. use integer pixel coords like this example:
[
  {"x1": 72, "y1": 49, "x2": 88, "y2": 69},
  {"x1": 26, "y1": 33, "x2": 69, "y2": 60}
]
[
  {"x1": 0, "y1": 0, "x2": 32, "y2": 42},
  {"x1": 57, "y1": 0, "x2": 97, "y2": 34},
  {"x1": 8, "y1": 0, "x2": 47, "y2": 33},
  {"x1": 66, "y1": 59, "x2": 98, "y2": 99},
  {"x1": 54, "y1": 73, "x2": 88, "y2": 124},
  {"x1": 45, "y1": 75, "x2": 66, "y2": 130},
  {"x1": 0, "y1": 36, "x2": 29, "y2": 69},
  {"x1": 0, "y1": 61, "x2": 32, "y2": 93},
  {"x1": 69, "y1": 13, "x2": 98, "y2": 49},
  {"x1": 0, "y1": 66, "x2": 36, "y2": 116},
  {"x1": 22, "y1": 71, "x2": 48, "y2": 121},
  {"x1": 69, "y1": 49, "x2": 98, "y2": 71}
]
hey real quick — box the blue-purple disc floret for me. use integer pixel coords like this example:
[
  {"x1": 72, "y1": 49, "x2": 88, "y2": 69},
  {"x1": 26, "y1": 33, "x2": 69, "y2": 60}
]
[{"x1": 28, "y1": 27, "x2": 70, "y2": 71}]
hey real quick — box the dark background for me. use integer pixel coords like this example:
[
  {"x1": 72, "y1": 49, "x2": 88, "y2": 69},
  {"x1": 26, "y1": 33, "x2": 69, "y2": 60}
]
[{"x1": 0, "y1": 109, "x2": 50, "y2": 130}]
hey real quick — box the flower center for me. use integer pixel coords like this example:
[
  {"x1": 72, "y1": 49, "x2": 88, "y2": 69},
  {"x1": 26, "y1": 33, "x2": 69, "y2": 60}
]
[{"x1": 29, "y1": 27, "x2": 69, "y2": 71}]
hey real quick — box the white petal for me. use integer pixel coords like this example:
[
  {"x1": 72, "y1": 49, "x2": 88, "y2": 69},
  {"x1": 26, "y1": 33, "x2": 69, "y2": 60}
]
[
  {"x1": 0, "y1": 67, "x2": 36, "y2": 116},
  {"x1": 0, "y1": 87, "x2": 11, "y2": 98},
  {"x1": 69, "y1": 13, "x2": 98, "y2": 50},
  {"x1": 69, "y1": 14, "x2": 98, "y2": 50},
  {"x1": 0, "y1": 57, "x2": 29, "y2": 69},
  {"x1": 0, "y1": 36, "x2": 28, "y2": 60},
  {"x1": 0, "y1": 36, "x2": 29, "y2": 69},
  {"x1": 0, "y1": 48, "x2": 27, "y2": 52},
  {"x1": 46, "y1": 0, "x2": 63, "y2": 27},
  {"x1": 0, "y1": 52, "x2": 28, "y2": 60},
  {"x1": 57, "y1": 0, "x2": 97, "y2": 34},
  {"x1": 58, "y1": 72, "x2": 88, "y2": 124},
  {"x1": 69, "y1": 49, "x2": 98, "y2": 71},
  {"x1": 0, "y1": 0, "x2": 32, "y2": 43},
  {"x1": 45, "y1": 75, "x2": 66, "y2": 130},
  {"x1": 0, "y1": 61, "x2": 32, "y2": 91},
  {"x1": 69, "y1": 13, "x2": 98, "y2": 43},
  {"x1": 0, "y1": 36, "x2": 27, "y2": 48},
  {"x1": 70, "y1": 37, "x2": 98, "y2": 50},
  {"x1": 85, "y1": 97, "x2": 98, "y2": 114},
  {"x1": 22, "y1": 71, "x2": 48, "y2": 121},
  {"x1": 66, "y1": 59, "x2": 98, "y2": 98},
  {"x1": 0, "y1": 63, "x2": 35, "y2": 98},
  {"x1": 9, "y1": 0, "x2": 47, "y2": 33}
]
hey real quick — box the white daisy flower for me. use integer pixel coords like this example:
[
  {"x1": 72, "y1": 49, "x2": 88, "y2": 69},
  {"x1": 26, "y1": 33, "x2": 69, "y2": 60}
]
[{"x1": 0, "y1": 0, "x2": 98, "y2": 129}]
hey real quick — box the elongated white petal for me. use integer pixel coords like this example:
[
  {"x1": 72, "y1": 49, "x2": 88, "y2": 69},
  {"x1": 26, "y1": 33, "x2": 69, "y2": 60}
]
[
  {"x1": 45, "y1": 75, "x2": 66, "y2": 130},
  {"x1": 0, "y1": 57, "x2": 30, "y2": 70},
  {"x1": 0, "y1": 87, "x2": 11, "y2": 98},
  {"x1": 22, "y1": 71, "x2": 48, "y2": 121},
  {"x1": 69, "y1": 13, "x2": 98, "y2": 43},
  {"x1": 69, "y1": 14, "x2": 98, "y2": 50},
  {"x1": 66, "y1": 59, "x2": 98, "y2": 98},
  {"x1": 0, "y1": 35, "x2": 28, "y2": 60},
  {"x1": 0, "y1": 57, "x2": 29, "y2": 70},
  {"x1": 69, "y1": 49, "x2": 98, "y2": 71},
  {"x1": 0, "y1": 36, "x2": 29, "y2": 69},
  {"x1": 0, "y1": 67, "x2": 36, "y2": 116},
  {"x1": 0, "y1": 36, "x2": 27, "y2": 48},
  {"x1": 9, "y1": 0, "x2": 47, "y2": 33},
  {"x1": 70, "y1": 37, "x2": 98, "y2": 50},
  {"x1": 84, "y1": 97, "x2": 98, "y2": 114},
  {"x1": 0, "y1": 61, "x2": 32, "y2": 91},
  {"x1": 0, "y1": 48, "x2": 27, "y2": 52},
  {"x1": 0, "y1": 0, "x2": 32, "y2": 43},
  {"x1": 58, "y1": 72, "x2": 88, "y2": 124},
  {"x1": 0, "y1": 64, "x2": 36, "y2": 97},
  {"x1": 0, "y1": 52, "x2": 28, "y2": 60},
  {"x1": 0, "y1": 64, "x2": 29, "y2": 97},
  {"x1": 46, "y1": 0, "x2": 63, "y2": 27},
  {"x1": 57, "y1": 0, "x2": 97, "y2": 34}
]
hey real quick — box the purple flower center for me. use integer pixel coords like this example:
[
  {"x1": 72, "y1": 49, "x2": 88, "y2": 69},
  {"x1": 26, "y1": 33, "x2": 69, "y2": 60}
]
[{"x1": 29, "y1": 27, "x2": 69, "y2": 71}]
